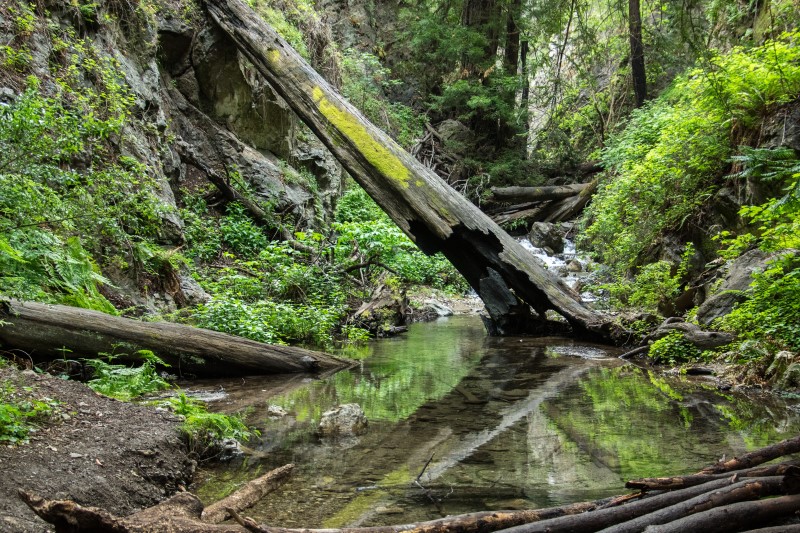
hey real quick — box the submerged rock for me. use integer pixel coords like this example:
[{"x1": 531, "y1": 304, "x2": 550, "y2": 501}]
[{"x1": 318, "y1": 404, "x2": 368, "y2": 436}]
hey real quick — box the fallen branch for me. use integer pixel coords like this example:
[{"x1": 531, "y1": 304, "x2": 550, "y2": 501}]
[
  {"x1": 627, "y1": 462, "x2": 800, "y2": 491},
  {"x1": 642, "y1": 493, "x2": 800, "y2": 533},
  {"x1": 202, "y1": 464, "x2": 295, "y2": 523},
  {"x1": 495, "y1": 477, "x2": 740, "y2": 533},
  {"x1": 600, "y1": 475, "x2": 800, "y2": 533},
  {"x1": 699, "y1": 434, "x2": 800, "y2": 474}
]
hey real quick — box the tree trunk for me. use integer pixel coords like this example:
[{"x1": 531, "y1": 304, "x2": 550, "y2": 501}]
[
  {"x1": 0, "y1": 300, "x2": 347, "y2": 377},
  {"x1": 490, "y1": 183, "x2": 590, "y2": 203},
  {"x1": 628, "y1": 0, "x2": 647, "y2": 107},
  {"x1": 205, "y1": 0, "x2": 620, "y2": 342}
]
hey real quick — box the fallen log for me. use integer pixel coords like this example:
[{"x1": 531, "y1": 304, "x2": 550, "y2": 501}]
[
  {"x1": 699, "y1": 434, "x2": 800, "y2": 475},
  {"x1": 202, "y1": 464, "x2": 295, "y2": 523},
  {"x1": 495, "y1": 477, "x2": 740, "y2": 533},
  {"x1": 0, "y1": 300, "x2": 348, "y2": 377},
  {"x1": 627, "y1": 461, "x2": 800, "y2": 491},
  {"x1": 599, "y1": 475, "x2": 800, "y2": 533},
  {"x1": 489, "y1": 183, "x2": 590, "y2": 204},
  {"x1": 20, "y1": 490, "x2": 242, "y2": 533},
  {"x1": 205, "y1": 0, "x2": 622, "y2": 341},
  {"x1": 642, "y1": 493, "x2": 800, "y2": 533}
]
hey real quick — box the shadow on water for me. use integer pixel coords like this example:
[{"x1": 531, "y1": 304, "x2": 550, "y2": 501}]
[{"x1": 188, "y1": 315, "x2": 800, "y2": 528}]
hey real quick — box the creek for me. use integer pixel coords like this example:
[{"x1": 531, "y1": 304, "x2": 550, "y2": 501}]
[{"x1": 189, "y1": 314, "x2": 800, "y2": 528}]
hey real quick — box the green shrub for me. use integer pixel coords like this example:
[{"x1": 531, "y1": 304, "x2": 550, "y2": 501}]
[
  {"x1": 718, "y1": 253, "x2": 800, "y2": 352},
  {"x1": 0, "y1": 380, "x2": 59, "y2": 444},
  {"x1": 85, "y1": 350, "x2": 171, "y2": 401},
  {"x1": 161, "y1": 393, "x2": 256, "y2": 458},
  {"x1": 648, "y1": 331, "x2": 703, "y2": 365},
  {"x1": 580, "y1": 32, "x2": 800, "y2": 273}
]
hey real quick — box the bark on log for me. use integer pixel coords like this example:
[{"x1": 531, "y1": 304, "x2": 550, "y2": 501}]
[
  {"x1": 699, "y1": 434, "x2": 800, "y2": 475},
  {"x1": 489, "y1": 183, "x2": 590, "y2": 204},
  {"x1": 626, "y1": 462, "x2": 800, "y2": 491},
  {"x1": 202, "y1": 464, "x2": 295, "y2": 523},
  {"x1": 20, "y1": 490, "x2": 243, "y2": 533},
  {"x1": 204, "y1": 0, "x2": 621, "y2": 342},
  {"x1": 599, "y1": 475, "x2": 799, "y2": 533},
  {"x1": 496, "y1": 477, "x2": 739, "y2": 533},
  {"x1": 0, "y1": 300, "x2": 347, "y2": 377},
  {"x1": 642, "y1": 493, "x2": 800, "y2": 533}
]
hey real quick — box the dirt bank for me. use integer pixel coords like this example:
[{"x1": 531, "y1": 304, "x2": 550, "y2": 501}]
[{"x1": 0, "y1": 368, "x2": 195, "y2": 532}]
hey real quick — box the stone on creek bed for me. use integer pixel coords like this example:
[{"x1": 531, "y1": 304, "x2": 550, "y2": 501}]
[{"x1": 318, "y1": 403, "x2": 368, "y2": 436}]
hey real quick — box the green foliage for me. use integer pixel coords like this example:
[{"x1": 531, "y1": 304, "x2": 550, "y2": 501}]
[
  {"x1": 334, "y1": 186, "x2": 467, "y2": 291},
  {"x1": 244, "y1": 0, "x2": 319, "y2": 59},
  {"x1": 0, "y1": 83, "x2": 165, "y2": 309},
  {"x1": 718, "y1": 253, "x2": 800, "y2": 352},
  {"x1": 648, "y1": 331, "x2": 703, "y2": 365},
  {"x1": 341, "y1": 50, "x2": 425, "y2": 149},
  {"x1": 581, "y1": 33, "x2": 800, "y2": 273},
  {"x1": 85, "y1": 350, "x2": 171, "y2": 401},
  {"x1": 161, "y1": 393, "x2": 256, "y2": 457},
  {"x1": 0, "y1": 379, "x2": 59, "y2": 444}
]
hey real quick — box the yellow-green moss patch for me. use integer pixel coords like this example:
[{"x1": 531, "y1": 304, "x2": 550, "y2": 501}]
[{"x1": 312, "y1": 87, "x2": 410, "y2": 188}]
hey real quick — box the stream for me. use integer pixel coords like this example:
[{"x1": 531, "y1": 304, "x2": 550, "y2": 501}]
[{"x1": 188, "y1": 315, "x2": 800, "y2": 528}]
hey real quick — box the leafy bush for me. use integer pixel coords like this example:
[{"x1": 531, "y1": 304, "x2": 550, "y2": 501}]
[
  {"x1": 718, "y1": 253, "x2": 800, "y2": 352},
  {"x1": 648, "y1": 331, "x2": 703, "y2": 365},
  {"x1": 0, "y1": 379, "x2": 59, "y2": 444},
  {"x1": 580, "y1": 32, "x2": 800, "y2": 273},
  {"x1": 161, "y1": 393, "x2": 256, "y2": 458},
  {"x1": 85, "y1": 350, "x2": 171, "y2": 401}
]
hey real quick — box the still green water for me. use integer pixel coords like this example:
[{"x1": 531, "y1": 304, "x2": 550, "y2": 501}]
[{"x1": 191, "y1": 315, "x2": 800, "y2": 527}]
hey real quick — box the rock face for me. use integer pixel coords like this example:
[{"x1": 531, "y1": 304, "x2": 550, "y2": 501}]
[
  {"x1": 0, "y1": 0, "x2": 342, "y2": 313},
  {"x1": 696, "y1": 249, "x2": 781, "y2": 325},
  {"x1": 528, "y1": 222, "x2": 565, "y2": 254},
  {"x1": 318, "y1": 404, "x2": 368, "y2": 436}
]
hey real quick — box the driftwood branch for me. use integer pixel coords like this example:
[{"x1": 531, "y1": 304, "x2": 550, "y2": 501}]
[
  {"x1": 698, "y1": 434, "x2": 800, "y2": 475},
  {"x1": 202, "y1": 464, "x2": 295, "y2": 523},
  {"x1": 626, "y1": 461, "x2": 800, "y2": 491}
]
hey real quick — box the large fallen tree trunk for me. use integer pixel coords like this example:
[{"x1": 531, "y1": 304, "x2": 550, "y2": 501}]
[
  {"x1": 489, "y1": 183, "x2": 590, "y2": 204},
  {"x1": 0, "y1": 300, "x2": 347, "y2": 377},
  {"x1": 205, "y1": 0, "x2": 620, "y2": 341}
]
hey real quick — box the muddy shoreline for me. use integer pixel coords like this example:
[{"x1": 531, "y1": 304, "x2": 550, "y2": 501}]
[{"x1": 0, "y1": 368, "x2": 196, "y2": 532}]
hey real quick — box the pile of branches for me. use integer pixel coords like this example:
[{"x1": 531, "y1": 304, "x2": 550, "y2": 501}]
[{"x1": 20, "y1": 436, "x2": 800, "y2": 532}]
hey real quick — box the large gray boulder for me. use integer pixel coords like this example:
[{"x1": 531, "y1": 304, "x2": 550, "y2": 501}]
[
  {"x1": 318, "y1": 404, "x2": 368, "y2": 437},
  {"x1": 528, "y1": 222, "x2": 565, "y2": 254},
  {"x1": 696, "y1": 249, "x2": 780, "y2": 326}
]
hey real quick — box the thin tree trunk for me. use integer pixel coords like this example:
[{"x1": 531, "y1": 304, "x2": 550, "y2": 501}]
[{"x1": 629, "y1": 0, "x2": 647, "y2": 107}]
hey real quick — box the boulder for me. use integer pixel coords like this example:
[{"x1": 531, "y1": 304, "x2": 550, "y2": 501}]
[
  {"x1": 437, "y1": 119, "x2": 475, "y2": 155},
  {"x1": 528, "y1": 222, "x2": 564, "y2": 254},
  {"x1": 696, "y1": 249, "x2": 781, "y2": 326},
  {"x1": 318, "y1": 404, "x2": 368, "y2": 437}
]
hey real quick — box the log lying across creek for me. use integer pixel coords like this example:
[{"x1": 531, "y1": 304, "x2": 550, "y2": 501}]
[
  {"x1": 204, "y1": 0, "x2": 621, "y2": 341},
  {"x1": 0, "y1": 299, "x2": 349, "y2": 376},
  {"x1": 20, "y1": 434, "x2": 800, "y2": 532}
]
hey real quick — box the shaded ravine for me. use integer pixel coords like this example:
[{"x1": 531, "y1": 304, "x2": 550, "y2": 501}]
[{"x1": 189, "y1": 316, "x2": 800, "y2": 528}]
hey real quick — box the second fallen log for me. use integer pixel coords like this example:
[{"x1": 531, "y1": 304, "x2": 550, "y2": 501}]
[{"x1": 0, "y1": 300, "x2": 347, "y2": 377}]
